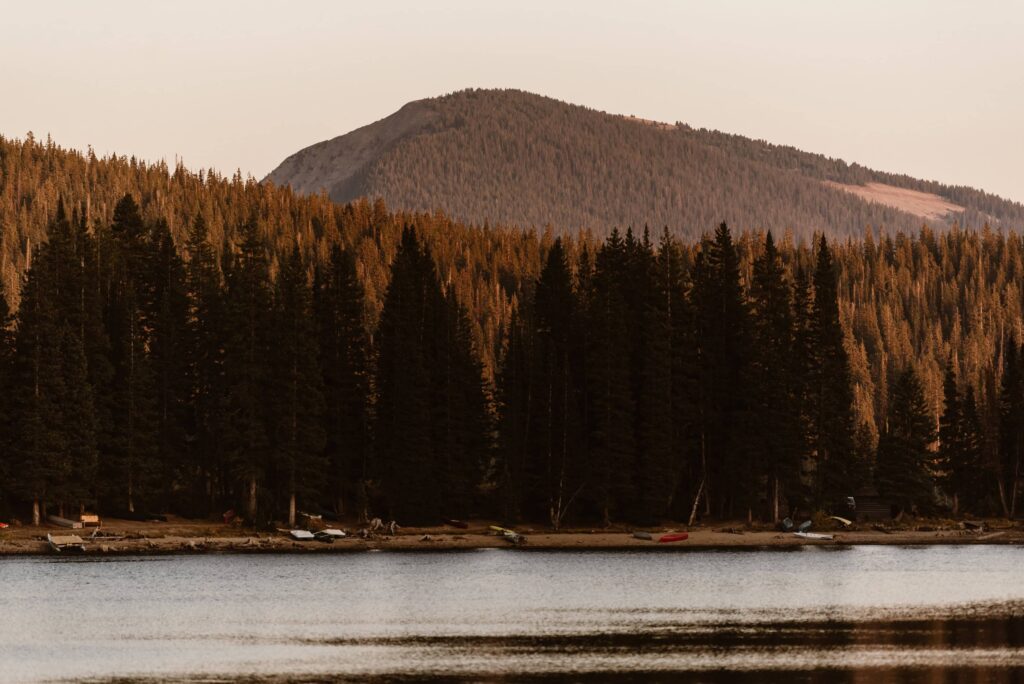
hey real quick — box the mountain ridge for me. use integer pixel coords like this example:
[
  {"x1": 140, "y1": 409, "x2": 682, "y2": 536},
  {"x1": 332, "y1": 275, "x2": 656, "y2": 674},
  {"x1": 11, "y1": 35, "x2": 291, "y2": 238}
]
[{"x1": 265, "y1": 88, "x2": 1024, "y2": 240}]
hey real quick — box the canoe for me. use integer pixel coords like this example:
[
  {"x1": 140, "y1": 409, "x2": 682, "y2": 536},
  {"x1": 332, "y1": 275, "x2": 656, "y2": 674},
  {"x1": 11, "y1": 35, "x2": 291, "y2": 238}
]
[
  {"x1": 288, "y1": 530, "x2": 315, "y2": 541},
  {"x1": 632, "y1": 531, "x2": 653, "y2": 541},
  {"x1": 48, "y1": 515, "x2": 83, "y2": 529},
  {"x1": 47, "y1": 533, "x2": 86, "y2": 553},
  {"x1": 793, "y1": 531, "x2": 833, "y2": 540},
  {"x1": 658, "y1": 533, "x2": 689, "y2": 543}
]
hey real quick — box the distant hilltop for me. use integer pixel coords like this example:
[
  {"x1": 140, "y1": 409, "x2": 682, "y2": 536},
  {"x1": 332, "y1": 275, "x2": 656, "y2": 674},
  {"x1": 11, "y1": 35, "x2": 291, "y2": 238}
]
[{"x1": 265, "y1": 88, "x2": 1024, "y2": 241}]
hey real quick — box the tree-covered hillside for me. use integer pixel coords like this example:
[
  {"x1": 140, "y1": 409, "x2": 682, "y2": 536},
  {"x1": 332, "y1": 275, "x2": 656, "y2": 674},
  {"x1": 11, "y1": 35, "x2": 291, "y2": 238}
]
[{"x1": 266, "y1": 89, "x2": 1024, "y2": 240}]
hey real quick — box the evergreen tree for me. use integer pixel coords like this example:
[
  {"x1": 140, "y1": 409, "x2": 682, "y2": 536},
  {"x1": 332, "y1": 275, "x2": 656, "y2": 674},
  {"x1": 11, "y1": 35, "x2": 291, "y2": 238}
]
[
  {"x1": 375, "y1": 227, "x2": 441, "y2": 524},
  {"x1": 527, "y1": 238, "x2": 585, "y2": 528},
  {"x1": 631, "y1": 228, "x2": 673, "y2": 524},
  {"x1": 876, "y1": 367, "x2": 936, "y2": 514},
  {"x1": 998, "y1": 340, "x2": 1024, "y2": 518},
  {"x1": 749, "y1": 231, "x2": 802, "y2": 521},
  {"x1": 0, "y1": 269, "x2": 15, "y2": 514},
  {"x1": 222, "y1": 221, "x2": 273, "y2": 521},
  {"x1": 938, "y1": 356, "x2": 968, "y2": 514},
  {"x1": 810, "y1": 235, "x2": 859, "y2": 505},
  {"x1": 691, "y1": 223, "x2": 753, "y2": 518},
  {"x1": 149, "y1": 220, "x2": 190, "y2": 508},
  {"x1": 270, "y1": 245, "x2": 326, "y2": 526},
  {"x1": 183, "y1": 215, "x2": 227, "y2": 515},
  {"x1": 585, "y1": 229, "x2": 635, "y2": 524},
  {"x1": 313, "y1": 245, "x2": 372, "y2": 518}
]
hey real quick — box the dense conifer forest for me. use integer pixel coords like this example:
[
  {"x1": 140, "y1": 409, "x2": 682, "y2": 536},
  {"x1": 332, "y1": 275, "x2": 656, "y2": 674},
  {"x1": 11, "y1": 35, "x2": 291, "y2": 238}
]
[{"x1": 2, "y1": 133, "x2": 1024, "y2": 525}]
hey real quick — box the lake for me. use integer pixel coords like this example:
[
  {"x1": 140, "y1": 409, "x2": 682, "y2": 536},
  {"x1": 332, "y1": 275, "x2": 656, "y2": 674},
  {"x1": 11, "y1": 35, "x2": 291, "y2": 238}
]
[{"x1": 3, "y1": 546, "x2": 1024, "y2": 682}]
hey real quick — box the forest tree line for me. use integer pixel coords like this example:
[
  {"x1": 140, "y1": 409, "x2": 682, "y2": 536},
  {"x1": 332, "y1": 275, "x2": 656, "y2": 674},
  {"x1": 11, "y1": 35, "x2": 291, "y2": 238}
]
[{"x1": 1, "y1": 197, "x2": 1022, "y2": 526}]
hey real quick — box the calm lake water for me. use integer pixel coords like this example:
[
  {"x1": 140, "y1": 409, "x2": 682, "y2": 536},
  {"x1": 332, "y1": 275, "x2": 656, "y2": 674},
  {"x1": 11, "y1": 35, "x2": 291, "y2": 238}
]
[{"x1": 3, "y1": 546, "x2": 1024, "y2": 682}]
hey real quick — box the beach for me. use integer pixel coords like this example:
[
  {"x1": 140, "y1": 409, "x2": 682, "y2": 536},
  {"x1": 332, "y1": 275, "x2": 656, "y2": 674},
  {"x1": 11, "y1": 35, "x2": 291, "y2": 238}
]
[{"x1": 2, "y1": 516, "x2": 1021, "y2": 555}]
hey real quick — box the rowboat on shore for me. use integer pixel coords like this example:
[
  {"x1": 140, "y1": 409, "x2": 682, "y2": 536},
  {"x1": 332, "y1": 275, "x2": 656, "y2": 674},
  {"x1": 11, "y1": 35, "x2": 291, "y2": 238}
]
[
  {"x1": 288, "y1": 530, "x2": 315, "y2": 541},
  {"x1": 489, "y1": 525, "x2": 525, "y2": 545},
  {"x1": 47, "y1": 533, "x2": 86, "y2": 553},
  {"x1": 793, "y1": 531, "x2": 834, "y2": 541},
  {"x1": 658, "y1": 533, "x2": 689, "y2": 543}
]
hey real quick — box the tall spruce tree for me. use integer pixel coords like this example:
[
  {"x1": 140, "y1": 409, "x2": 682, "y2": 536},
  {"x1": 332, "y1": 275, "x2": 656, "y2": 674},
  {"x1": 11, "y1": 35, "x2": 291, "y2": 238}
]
[
  {"x1": 184, "y1": 215, "x2": 227, "y2": 515},
  {"x1": 527, "y1": 238, "x2": 585, "y2": 528},
  {"x1": 313, "y1": 245, "x2": 372, "y2": 518},
  {"x1": 876, "y1": 367, "x2": 937, "y2": 514},
  {"x1": 585, "y1": 229, "x2": 635, "y2": 525},
  {"x1": 810, "y1": 235, "x2": 859, "y2": 505},
  {"x1": 222, "y1": 221, "x2": 273, "y2": 522},
  {"x1": 691, "y1": 223, "x2": 753, "y2": 519},
  {"x1": 149, "y1": 220, "x2": 189, "y2": 509},
  {"x1": 998, "y1": 339, "x2": 1024, "y2": 518},
  {"x1": 270, "y1": 245, "x2": 326, "y2": 525},
  {"x1": 0, "y1": 265, "x2": 15, "y2": 514},
  {"x1": 749, "y1": 232, "x2": 802, "y2": 521},
  {"x1": 631, "y1": 228, "x2": 673, "y2": 524},
  {"x1": 375, "y1": 227, "x2": 437, "y2": 523}
]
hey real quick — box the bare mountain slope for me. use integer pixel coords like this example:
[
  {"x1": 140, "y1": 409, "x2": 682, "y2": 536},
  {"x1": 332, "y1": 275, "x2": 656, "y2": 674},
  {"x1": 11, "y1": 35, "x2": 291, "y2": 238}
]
[{"x1": 266, "y1": 89, "x2": 1024, "y2": 240}]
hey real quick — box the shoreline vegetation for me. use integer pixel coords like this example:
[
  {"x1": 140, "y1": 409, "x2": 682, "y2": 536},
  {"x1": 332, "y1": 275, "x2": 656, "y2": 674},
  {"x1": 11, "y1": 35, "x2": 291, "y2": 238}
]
[{"x1": 2, "y1": 517, "x2": 1022, "y2": 556}]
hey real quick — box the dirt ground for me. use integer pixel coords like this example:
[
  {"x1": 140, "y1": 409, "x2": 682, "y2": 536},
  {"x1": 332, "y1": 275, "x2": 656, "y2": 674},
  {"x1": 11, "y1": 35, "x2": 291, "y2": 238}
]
[{"x1": 1, "y1": 515, "x2": 1021, "y2": 556}]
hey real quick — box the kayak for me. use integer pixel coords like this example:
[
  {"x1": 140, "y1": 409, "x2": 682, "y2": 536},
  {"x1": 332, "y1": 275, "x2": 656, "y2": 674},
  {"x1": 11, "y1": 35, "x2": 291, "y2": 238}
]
[{"x1": 658, "y1": 533, "x2": 689, "y2": 543}]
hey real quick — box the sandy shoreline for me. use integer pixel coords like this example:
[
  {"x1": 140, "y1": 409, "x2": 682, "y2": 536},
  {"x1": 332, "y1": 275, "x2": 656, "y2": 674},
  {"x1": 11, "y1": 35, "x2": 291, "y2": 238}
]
[{"x1": 2, "y1": 517, "x2": 1022, "y2": 556}]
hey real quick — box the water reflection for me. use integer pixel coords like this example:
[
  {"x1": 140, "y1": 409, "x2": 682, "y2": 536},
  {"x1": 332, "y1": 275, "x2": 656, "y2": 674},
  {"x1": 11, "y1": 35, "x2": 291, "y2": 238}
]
[{"x1": 2, "y1": 547, "x2": 1024, "y2": 682}]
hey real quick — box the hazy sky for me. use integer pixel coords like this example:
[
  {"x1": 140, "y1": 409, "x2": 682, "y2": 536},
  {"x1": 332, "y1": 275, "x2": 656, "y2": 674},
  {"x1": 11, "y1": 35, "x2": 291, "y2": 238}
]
[{"x1": 4, "y1": 1, "x2": 1024, "y2": 201}]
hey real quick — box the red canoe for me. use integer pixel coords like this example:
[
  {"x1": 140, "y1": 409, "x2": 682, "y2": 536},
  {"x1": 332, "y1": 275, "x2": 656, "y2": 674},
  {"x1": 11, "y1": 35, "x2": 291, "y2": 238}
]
[{"x1": 658, "y1": 533, "x2": 689, "y2": 543}]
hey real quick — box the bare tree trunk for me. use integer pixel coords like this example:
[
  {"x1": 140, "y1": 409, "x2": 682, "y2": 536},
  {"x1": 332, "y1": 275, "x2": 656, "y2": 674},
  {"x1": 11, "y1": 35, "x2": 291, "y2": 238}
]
[
  {"x1": 998, "y1": 479, "x2": 1010, "y2": 519},
  {"x1": 32, "y1": 498, "x2": 40, "y2": 526},
  {"x1": 128, "y1": 476, "x2": 135, "y2": 513},
  {"x1": 288, "y1": 492, "x2": 297, "y2": 528},
  {"x1": 772, "y1": 475, "x2": 780, "y2": 523},
  {"x1": 688, "y1": 477, "x2": 705, "y2": 527},
  {"x1": 247, "y1": 476, "x2": 258, "y2": 522},
  {"x1": 952, "y1": 493, "x2": 959, "y2": 517},
  {"x1": 1011, "y1": 457, "x2": 1021, "y2": 519}
]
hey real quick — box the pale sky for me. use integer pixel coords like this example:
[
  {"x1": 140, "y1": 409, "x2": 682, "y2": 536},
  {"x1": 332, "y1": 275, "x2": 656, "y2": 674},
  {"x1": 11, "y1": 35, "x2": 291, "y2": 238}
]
[{"x1": 4, "y1": 1, "x2": 1024, "y2": 202}]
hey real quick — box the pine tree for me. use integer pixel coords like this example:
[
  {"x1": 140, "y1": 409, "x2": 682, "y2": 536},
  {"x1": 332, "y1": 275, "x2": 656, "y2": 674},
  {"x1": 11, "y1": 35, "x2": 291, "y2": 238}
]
[
  {"x1": 528, "y1": 238, "x2": 585, "y2": 528},
  {"x1": 313, "y1": 245, "x2": 371, "y2": 518},
  {"x1": 222, "y1": 221, "x2": 273, "y2": 522},
  {"x1": 183, "y1": 215, "x2": 227, "y2": 515},
  {"x1": 938, "y1": 356, "x2": 966, "y2": 513},
  {"x1": 810, "y1": 235, "x2": 859, "y2": 506},
  {"x1": 149, "y1": 220, "x2": 189, "y2": 509},
  {"x1": 585, "y1": 229, "x2": 635, "y2": 524},
  {"x1": 998, "y1": 339, "x2": 1024, "y2": 518},
  {"x1": 691, "y1": 223, "x2": 753, "y2": 519},
  {"x1": 0, "y1": 268, "x2": 15, "y2": 514},
  {"x1": 10, "y1": 211, "x2": 70, "y2": 524},
  {"x1": 375, "y1": 227, "x2": 440, "y2": 524},
  {"x1": 270, "y1": 245, "x2": 326, "y2": 525},
  {"x1": 632, "y1": 228, "x2": 673, "y2": 524},
  {"x1": 655, "y1": 228, "x2": 699, "y2": 522},
  {"x1": 876, "y1": 367, "x2": 936, "y2": 514},
  {"x1": 495, "y1": 307, "x2": 532, "y2": 521},
  {"x1": 749, "y1": 231, "x2": 802, "y2": 521}
]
